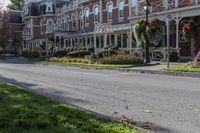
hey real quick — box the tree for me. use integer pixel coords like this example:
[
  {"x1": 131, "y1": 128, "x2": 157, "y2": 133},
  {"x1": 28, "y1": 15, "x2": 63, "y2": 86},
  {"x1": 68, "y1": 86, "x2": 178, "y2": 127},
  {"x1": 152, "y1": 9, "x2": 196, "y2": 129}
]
[
  {"x1": 182, "y1": 21, "x2": 200, "y2": 58},
  {"x1": 0, "y1": 10, "x2": 11, "y2": 56},
  {"x1": 7, "y1": 0, "x2": 24, "y2": 11}
]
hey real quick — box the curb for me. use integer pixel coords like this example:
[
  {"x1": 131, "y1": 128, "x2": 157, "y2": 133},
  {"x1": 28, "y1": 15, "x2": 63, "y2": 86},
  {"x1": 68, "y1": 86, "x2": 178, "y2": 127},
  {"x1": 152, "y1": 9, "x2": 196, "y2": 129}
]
[{"x1": 80, "y1": 66, "x2": 200, "y2": 78}]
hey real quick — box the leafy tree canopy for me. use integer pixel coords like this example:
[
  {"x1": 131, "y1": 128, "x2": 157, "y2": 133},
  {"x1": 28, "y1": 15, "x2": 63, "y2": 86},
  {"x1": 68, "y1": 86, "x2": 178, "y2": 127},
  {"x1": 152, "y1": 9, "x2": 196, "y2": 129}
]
[{"x1": 7, "y1": 0, "x2": 24, "y2": 10}]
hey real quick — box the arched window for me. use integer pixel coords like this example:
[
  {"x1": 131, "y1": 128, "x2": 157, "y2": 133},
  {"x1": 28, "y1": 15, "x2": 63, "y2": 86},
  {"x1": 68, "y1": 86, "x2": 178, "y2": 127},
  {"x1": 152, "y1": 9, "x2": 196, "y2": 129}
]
[
  {"x1": 47, "y1": 19, "x2": 54, "y2": 32},
  {"x1": 85, "y1": 7, "x2": 89, "y2": 24},
  {"x1": 118, "y1": 0, "x2": 125, "y2": 18},
  {"x1": 56, "y1": 19, "x2": 61, "y2": 30},
  {"x1": 66, "y1": 16, "x2": 70, "y2": 31},
  {"x1": 94, "y1": 4, "x2": 100, "y2": 22},
  {"x1": 107, "y1": 2, "x2": 113, "y2": 21},
  {"x1": 61, "y1": 18, "x2": 65, "y2": 30},
  {"x1": 72, "y1": 14, "x2": 76, "y2": 29},
  {"x1": 79, "y1": 12, "x2": 83, "y2": 28}
]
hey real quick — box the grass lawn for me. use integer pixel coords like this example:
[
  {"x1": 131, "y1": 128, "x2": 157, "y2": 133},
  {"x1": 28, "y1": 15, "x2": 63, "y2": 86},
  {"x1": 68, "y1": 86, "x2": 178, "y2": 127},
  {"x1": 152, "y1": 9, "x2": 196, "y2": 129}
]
[
  {"x1": 0, "y1": 82, "x2": 141, "y2": 133},
  {"x1": 39, "y1": 61, "x2": 159, "y2": 69},
  {"x1": 165, "y1": 66, "x2": 200, "y2": 73}
]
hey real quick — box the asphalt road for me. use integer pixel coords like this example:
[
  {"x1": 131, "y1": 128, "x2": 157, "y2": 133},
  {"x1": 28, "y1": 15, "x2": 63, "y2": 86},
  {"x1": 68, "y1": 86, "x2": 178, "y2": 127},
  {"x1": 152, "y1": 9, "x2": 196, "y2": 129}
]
[{"x1": 0, "y1": 60, "x2": 199, "y2": 133}]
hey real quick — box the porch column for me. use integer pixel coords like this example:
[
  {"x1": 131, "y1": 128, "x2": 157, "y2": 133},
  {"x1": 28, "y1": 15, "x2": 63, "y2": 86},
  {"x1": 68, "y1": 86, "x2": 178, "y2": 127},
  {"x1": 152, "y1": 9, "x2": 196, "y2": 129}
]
[
  {"x1": 121, "y1": 34, "x2": 123, "y2": 48},
  {"x1": 175, "y1": 22, "x2": 179, "y2": 49},
  {"x1": 86, "y1": 37, "x2": 88, "y2": 49},
  {"x1": 64, "y1": 39, "x2": 66, "y2": 49},
  {"x1": 99, "y1": 36, "x2": 101, "y2": 48},
  {"x1": 109, "y1": 34, "x2": 111, "y2": 46},
  {"x1": 46, "y1": 38, "x2": 49, "y2": 56},
  {"x1": 90, "y1": 36, "x2": 92, "y2": 46},
  {"x1": 129, "y1": 26, "x2": 133, "y2": 50},
  {"x1": 104, "y1": 34, "x2": 107, "y2": 48},
  {"x1": 114, "y1": 34, "x2": 117, "y2": 46},
  {"x1": 94, "y1": 35, "x2": 97, "y2": 54},
  {"x1": 70, "y1": 38, "x2": 73, "y2": 47},
  {"x1": 59, "y1": 36, "x2": 61, "y2": 50}
]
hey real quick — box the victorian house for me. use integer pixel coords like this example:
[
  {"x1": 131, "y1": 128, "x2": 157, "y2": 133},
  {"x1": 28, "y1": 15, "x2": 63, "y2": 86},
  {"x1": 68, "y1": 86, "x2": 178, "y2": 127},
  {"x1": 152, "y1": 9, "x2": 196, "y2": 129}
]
[
  {"x1": 129, "y1": 0, "x2": 200, "y2": 60},
  {"x1": 22, "y1": 0, "x2": 200, "y2": 59},
  {"x1": 22, "y1": 0, "x2": 132, "y2": 56}
]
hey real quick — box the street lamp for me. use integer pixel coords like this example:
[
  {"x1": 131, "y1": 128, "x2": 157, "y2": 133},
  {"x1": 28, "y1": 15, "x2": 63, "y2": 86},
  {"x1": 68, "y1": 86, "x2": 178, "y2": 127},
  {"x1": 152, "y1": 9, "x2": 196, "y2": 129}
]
[{"x1": 143, "y1": 0, "x2": 151, "y2": 63}]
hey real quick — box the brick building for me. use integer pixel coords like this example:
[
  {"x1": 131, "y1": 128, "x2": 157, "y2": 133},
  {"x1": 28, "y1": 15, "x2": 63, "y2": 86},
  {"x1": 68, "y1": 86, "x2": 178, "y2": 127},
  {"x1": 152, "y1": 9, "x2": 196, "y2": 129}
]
[
  {"x1": 0, "y1": 9, "x2": 23, "y2": 55},
  {"x1": 22, "y1": 0, "x2": 200, "y2": 59},
  {"x1": 22, "y1": 0, "x2": 132, "y2": 55},
  {"x1": 129, "y1": 0, "x2": 200, "y2": 60}
]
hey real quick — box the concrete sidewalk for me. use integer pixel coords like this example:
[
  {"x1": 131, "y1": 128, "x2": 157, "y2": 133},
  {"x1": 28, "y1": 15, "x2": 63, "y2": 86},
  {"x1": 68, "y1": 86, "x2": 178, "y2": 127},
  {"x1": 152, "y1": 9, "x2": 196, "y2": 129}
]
[
  {"x1": 81, "y1": 62, "x2": 200, "y2": 78},
  {"x1": 1, "y1": 57, "x2": 199, "y2": 78}
]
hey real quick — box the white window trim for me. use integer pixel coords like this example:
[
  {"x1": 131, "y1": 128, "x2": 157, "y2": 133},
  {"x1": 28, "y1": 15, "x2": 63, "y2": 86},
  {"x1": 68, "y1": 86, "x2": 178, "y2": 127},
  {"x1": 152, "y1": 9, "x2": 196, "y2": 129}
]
[
  {"x1": 107, "y1": 1, "x2": 113, "y2": 22},
  {"x1": 94, "y1": 4, "x2": 100, "y2": 23},
  {"x1": 118, "y1": 0, "x2": 125, "y2": 20}
]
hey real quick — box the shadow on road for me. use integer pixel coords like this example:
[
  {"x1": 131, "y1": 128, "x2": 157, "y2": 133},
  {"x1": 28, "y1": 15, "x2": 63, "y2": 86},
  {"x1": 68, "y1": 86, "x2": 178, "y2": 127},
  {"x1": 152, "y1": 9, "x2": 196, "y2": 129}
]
[
  {"x1": 0, "y1": 62, "x2": 175, "y2": 133},
  {"x1": 0, "y1": 75, "x2": 90, "y2": 106}
]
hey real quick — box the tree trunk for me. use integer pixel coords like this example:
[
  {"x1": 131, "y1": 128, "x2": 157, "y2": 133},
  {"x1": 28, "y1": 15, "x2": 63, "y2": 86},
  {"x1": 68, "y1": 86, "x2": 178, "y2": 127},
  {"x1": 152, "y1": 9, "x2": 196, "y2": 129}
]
[{"x1": 191, "y1": 37, "x2": 195, "y2": 58}]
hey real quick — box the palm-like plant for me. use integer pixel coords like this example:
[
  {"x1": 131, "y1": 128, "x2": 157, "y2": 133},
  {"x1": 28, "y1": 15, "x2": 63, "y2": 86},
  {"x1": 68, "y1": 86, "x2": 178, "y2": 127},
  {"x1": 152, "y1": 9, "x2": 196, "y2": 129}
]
[{"x1": 133, "y1": 19, "x2": 163, "y2": 48}]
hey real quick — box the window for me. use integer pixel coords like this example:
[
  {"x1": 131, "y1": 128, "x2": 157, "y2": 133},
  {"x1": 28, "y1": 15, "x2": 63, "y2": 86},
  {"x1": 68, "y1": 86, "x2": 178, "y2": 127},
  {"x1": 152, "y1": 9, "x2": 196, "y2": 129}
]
[
  {"x1": 46, "y1": 2, "x2": 53, "y2": 12},
  {"x1": 80, "y1": 13, "x2": 83, "y2": 28},
  {"x1": 94, "y1": 5, "x2": 100, "y2": 22},
  {"x1": 40, "y1": 21, "x2": 45, "y2": 34},
  {"x1": 131, "y1": 0, "x2": 137, "y2": 15},
  {"x1": 48, "y1": 7, "x2": 51, "y2": 11},
  {"x1": 66, "y1": 16, "x2": 69, "y2": 30},
  {"x1": 107, "y1": 2, "x2": 113, "y2": 21},
  {"x1": 119, "y1": 0, "x2": 125, "y2": 18},
  {"x1": 61, "y1": 19, "x2": 65, "y2": 30},
  {"x1": 72, "y1": 15, "x2": 76, "y2": 29},
  {"x1": 47, "y1": 19, "x2": 54, "y2": 32},
  {"x1": 85, "y1": 8, "x2": 89, "y2": 24}
]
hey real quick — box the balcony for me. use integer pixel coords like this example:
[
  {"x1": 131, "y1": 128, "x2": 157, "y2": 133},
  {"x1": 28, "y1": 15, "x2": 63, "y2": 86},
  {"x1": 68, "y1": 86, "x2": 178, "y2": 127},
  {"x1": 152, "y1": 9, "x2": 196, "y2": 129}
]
[
  {"x1": 131, "y1": 0, "x2": 200, "y2": 16},
  {"x1": 78, "y1": 0, "x2": 89, "y2": 4},
  {"x1": 56, "y1": 1, "x2": 79, "y2": 14}
]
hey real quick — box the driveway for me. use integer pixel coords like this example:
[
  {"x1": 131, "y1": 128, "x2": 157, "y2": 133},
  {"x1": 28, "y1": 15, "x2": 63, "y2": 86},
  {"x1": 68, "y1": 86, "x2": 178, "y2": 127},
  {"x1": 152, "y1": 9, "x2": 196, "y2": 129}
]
[{"x1": 0, "y1": 60, "x2": 199, "y2": 133}]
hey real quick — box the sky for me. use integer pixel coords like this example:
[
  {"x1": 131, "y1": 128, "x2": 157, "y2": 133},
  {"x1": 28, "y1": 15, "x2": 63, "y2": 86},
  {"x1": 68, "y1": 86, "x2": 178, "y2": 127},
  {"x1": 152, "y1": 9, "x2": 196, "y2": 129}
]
[{"x1": 0, "y1": 0, "x2": 11, "y2": 10}]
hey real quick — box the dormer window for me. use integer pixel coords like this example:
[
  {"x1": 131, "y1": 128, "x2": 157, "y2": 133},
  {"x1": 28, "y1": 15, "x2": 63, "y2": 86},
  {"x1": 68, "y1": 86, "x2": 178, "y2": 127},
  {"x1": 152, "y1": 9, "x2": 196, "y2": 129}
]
[
  {"x1": 46, "y1": 1, "x2": 53, "y2": 13},
  {"x1": 47, "y1": 19, "x2": 54, "y2": 32},
  {"x1": 48, "y1": 7, "x2": 51, "y2": 11}
]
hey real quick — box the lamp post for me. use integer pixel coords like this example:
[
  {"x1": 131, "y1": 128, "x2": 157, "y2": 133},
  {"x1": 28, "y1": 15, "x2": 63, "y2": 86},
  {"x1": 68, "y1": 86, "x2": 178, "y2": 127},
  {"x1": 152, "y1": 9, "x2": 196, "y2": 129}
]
[{"x1": 143, "y1": 0, "x2": 151, "y2": 63}]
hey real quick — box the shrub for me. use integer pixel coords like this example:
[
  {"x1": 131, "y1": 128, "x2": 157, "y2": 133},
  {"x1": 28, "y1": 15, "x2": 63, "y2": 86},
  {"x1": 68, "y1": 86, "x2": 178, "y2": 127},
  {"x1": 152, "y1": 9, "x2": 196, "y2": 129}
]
[
  {"x1": 21, "y1": 50, "x2": 40, "y2": 58},
  {"x1": 88, "y1": 46, "x2": 94, "y2": 53},
  {"x1": 98, "y1": 53, "x2": 143, "y2": 64},
  {"x1": 21, "y1": 50, "x2": 29, "y2": 58},
  {"x1": 108, "y1": 45, "x2": 119, "y2": 51},
  {"x1": 53, "y1": 50, "x2": 69, "y2": 57},
  {"x1": 97, "y1": 49, "x2": 116, "y2": 58},
  {"x1": 67, "y1": 50, "x2": 91, "y2": 58},
  {"x1": 185, "y1": 61, "x2": 200, "y2": 68},
  {"x1": 170, "y1": 51, "x2": 179, "y2": 62},
  {"x1": 28, "y1": 51, "x2": 40, "y2": 58}
]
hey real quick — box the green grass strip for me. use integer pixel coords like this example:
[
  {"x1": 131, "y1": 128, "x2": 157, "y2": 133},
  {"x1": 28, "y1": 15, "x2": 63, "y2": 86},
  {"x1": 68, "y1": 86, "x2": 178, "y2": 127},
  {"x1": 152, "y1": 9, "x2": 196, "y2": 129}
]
[
  {"x1": 165, "y1": 66, "x2": 200, "y2": 73},
  {"x1": 39, "y1": 61, "x2": 159, "y2": 69},
  {"x1": 0, "y1": 82, "x2": 141, "y2": 133}
]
